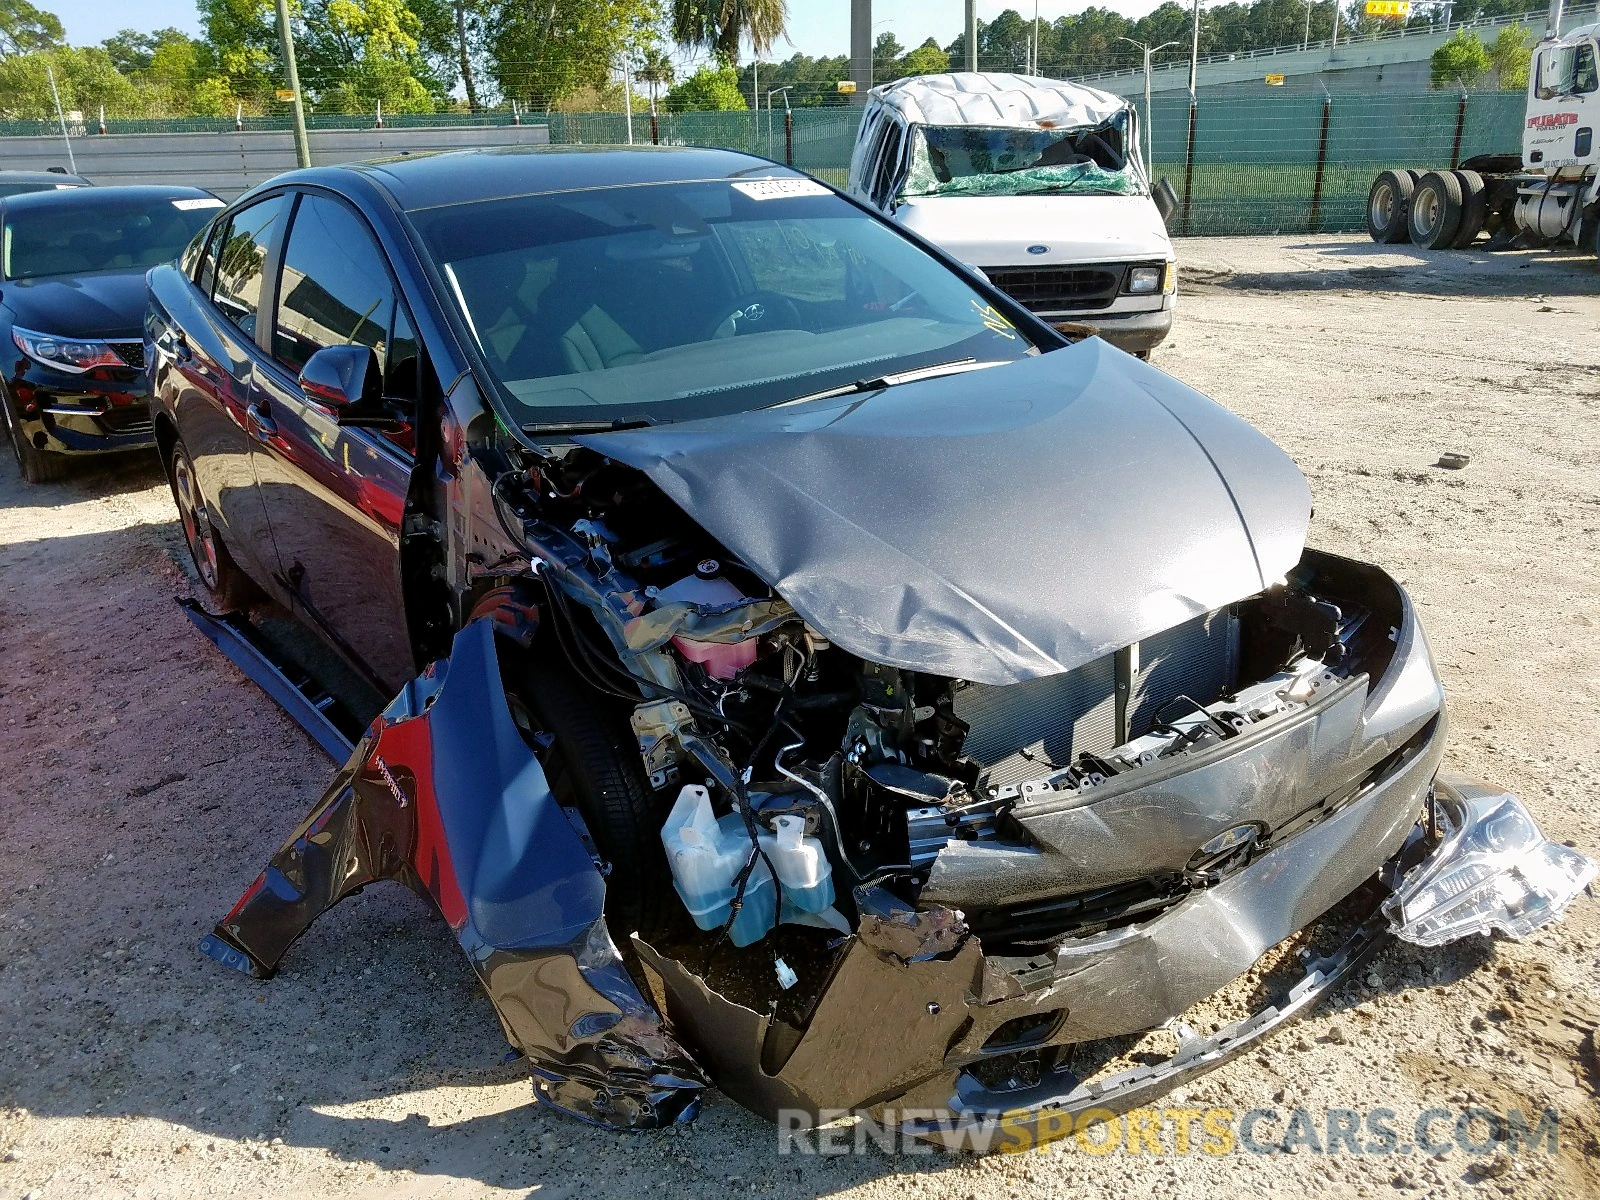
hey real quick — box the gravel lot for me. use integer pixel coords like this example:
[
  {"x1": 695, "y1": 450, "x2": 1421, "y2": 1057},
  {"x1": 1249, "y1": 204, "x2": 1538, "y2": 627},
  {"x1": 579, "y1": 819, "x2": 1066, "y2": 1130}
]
[{"x1": 2, "y1": 234, "x2": 1599, "y2": 1199}]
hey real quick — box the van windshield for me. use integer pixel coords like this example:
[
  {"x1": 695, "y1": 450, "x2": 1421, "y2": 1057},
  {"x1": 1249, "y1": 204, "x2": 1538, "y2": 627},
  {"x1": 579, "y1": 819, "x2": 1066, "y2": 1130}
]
[{"x1": 903, "y1": 118, "x2": 1146, "y2": 200}]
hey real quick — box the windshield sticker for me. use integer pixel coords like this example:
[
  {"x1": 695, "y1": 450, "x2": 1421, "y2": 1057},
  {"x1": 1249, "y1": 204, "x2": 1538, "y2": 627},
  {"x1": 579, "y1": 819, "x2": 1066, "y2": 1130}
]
[
  {"x1": 972, "y1": 300, "x2": 1017, "y2": 339},
  {"x1": 172, "y1": 197, "x2": 226, "y2": 210},
  {"x1": 732, "y1": 179, "x2": 831, "y2": 201}
]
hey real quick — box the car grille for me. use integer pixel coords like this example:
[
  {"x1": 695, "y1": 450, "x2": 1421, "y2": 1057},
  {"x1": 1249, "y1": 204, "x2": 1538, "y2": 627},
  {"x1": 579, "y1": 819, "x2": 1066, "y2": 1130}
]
[
  {"x1": 951, "y1": 608, "x2": 1238, "y2": 789},
  {"x1": 980, "y1": 265, "x2": 1125, "y2": 315},
  {"x1": 109, "y1": 341, "x2": 145, "y2": 369}
]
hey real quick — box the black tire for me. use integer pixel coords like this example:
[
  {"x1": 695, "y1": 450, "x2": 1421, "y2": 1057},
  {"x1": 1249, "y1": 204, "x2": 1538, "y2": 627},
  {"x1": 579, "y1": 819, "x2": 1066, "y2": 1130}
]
[
  {"x1": 167, "y1": 439, "x2": 258, "y2": 612},
  {"x1": 1367, "y1": 169, "x2": 1416, "y2": 244},
  {"x1": 514, "y1": 650, "x2": 668, "y2": 944},
  {"x1": 1, "y1": 387, "x2": 69, "y2": 483},
  {"x1": 1452, "y1": 170, "x2": 1488, "y2": 249},
  {"x1": 1410, "y1": 170, "x2": 1464, "y2": 249}
]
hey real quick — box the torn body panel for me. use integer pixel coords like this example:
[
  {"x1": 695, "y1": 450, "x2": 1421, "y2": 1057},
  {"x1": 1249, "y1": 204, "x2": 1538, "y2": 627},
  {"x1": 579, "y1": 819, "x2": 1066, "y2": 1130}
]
[{"x1": 200, "y1": 619, "x2": 705, "y2": 1128}]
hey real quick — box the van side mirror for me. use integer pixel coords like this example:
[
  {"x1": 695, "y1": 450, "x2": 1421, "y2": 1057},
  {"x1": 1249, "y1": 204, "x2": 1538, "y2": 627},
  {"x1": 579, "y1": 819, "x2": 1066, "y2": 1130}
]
[
  {"x1": 1153, "y1": 177, "x2": 1179, "y2": 227},
  {"x1": 298, "y1": 344, "x2": 394, "y2": 427}
]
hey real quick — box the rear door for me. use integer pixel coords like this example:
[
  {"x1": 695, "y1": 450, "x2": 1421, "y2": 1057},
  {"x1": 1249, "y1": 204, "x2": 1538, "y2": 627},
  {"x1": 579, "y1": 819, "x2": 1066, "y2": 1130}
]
[
  {"x1": 247, "y1": 189, "x2": 420, "y2": 694},
  {"x1": 174, "y1": 193, "x2": 291, "y2": 590}
]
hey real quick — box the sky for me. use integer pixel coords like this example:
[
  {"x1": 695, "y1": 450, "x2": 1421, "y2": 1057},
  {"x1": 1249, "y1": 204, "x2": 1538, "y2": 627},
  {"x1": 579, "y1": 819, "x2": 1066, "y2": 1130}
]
[{"x1": 50, "y1": 0, "x2": 1174, "y2": 55}]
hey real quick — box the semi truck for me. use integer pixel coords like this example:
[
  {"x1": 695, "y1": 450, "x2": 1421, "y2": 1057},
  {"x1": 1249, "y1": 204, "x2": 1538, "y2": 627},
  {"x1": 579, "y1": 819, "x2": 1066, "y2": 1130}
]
[{"x1": 1367, "y1": 0, "x2": 1600, "y2": 252}]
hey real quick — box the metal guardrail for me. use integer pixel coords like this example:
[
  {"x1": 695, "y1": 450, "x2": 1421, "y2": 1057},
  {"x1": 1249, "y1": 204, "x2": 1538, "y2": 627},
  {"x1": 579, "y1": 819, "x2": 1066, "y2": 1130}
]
[{"x1": 1077, "y1": 7, "x2": 1550, "y2": 81}]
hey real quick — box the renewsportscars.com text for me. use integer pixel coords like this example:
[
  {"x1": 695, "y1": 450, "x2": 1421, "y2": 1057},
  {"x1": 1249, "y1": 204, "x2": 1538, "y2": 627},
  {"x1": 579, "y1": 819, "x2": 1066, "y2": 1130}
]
[{"x1": 776, "y1": 1105, "x2": 1562, "y2": 1157}]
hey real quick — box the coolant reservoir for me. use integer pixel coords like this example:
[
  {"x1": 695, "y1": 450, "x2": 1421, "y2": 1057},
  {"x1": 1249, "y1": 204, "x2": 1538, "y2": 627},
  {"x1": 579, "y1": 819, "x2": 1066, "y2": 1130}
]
[
  {"x1": 759, "y1": 814, "x2": 835, "y2": 915},
  {"x1": 654, "y1": 573, "x2": 758, "y2": 680},
  {"x1": 660, "y1": 784, "x2": 775, "y2": 947}
]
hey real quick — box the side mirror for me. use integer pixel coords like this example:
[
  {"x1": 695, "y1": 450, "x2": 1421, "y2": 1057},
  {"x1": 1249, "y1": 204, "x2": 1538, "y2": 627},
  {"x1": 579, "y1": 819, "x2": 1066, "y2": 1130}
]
[
  {"x1": 298, "y1": 344, "x2": 393, "y2": 426},
  {"x1": 1153, "y1": 177, "x2": 1179, "y2": 227}
]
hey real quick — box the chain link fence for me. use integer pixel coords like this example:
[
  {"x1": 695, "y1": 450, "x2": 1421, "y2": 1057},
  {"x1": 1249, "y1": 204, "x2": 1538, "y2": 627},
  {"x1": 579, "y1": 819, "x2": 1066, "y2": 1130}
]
[{"x1": 0, "y1": 95, "x2": 1526, "y2": 235}]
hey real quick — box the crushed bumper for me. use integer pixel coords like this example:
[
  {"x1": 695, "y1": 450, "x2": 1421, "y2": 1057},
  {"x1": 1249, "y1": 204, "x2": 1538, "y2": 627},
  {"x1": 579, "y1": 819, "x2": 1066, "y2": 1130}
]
[{"x1": 1056, "y1": 305, "x2": 1173, "y2": 354}]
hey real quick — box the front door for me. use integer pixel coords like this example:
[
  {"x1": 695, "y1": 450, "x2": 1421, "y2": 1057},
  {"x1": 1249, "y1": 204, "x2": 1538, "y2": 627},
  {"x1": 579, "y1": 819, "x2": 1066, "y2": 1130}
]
[{"x1": 248, "y1": 190, "x2": 420, "y2": 693}]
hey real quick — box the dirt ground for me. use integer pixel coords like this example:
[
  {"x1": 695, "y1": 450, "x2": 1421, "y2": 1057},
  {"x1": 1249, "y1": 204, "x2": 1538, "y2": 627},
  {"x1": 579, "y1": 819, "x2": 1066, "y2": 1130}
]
[{"x1": 2, "y1": 234, "x2": 1599, "y2": 1199}]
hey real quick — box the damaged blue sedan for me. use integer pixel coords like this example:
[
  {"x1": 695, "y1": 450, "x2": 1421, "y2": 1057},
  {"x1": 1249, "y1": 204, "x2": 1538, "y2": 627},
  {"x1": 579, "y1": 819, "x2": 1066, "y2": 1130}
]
[{"x1": 145, "y1": 146, "x2": 1593, "y2": 1148}]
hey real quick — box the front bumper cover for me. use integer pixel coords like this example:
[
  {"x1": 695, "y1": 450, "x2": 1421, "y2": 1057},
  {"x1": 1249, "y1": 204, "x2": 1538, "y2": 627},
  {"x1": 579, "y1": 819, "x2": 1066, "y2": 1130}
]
[{"x1": 196, "y1": 618, "x2": 1591, "y2": 1141}]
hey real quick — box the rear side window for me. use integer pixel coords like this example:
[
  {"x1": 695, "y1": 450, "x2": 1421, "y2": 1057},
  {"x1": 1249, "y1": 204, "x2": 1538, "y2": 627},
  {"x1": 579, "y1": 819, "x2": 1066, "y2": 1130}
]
[
  {"x1": 272, "y1": 193, "x2": 395, "y2": 379},
  {"x1": 212, "y1": 195, "x2": 289, "y2": 337}
]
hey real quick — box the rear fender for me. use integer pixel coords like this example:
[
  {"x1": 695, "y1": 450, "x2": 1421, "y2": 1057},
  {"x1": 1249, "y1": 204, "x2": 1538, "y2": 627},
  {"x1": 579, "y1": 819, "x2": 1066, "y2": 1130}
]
[{"x1": 199, "y1": 618, "x2": 706, "y2": 1128}]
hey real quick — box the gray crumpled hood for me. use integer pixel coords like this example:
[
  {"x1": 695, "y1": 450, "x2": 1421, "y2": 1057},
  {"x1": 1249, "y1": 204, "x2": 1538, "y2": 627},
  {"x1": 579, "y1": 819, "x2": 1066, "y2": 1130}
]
[{"x1": 581, "y1": 339, "x2": 1310, "y2": 686}]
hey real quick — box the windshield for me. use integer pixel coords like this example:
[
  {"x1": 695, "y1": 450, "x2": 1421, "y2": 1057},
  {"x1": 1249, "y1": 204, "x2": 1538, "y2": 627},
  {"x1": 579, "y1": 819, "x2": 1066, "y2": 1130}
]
[
  {"x1": 413, "y1": 178, "x2": 1039, "y2": 428},
  {"x1": 1, "y1": 193, "x2": 221, "y2": 280},
  {"x1": 903, "y1": 118, "x2": 1145, "y2": 200}
]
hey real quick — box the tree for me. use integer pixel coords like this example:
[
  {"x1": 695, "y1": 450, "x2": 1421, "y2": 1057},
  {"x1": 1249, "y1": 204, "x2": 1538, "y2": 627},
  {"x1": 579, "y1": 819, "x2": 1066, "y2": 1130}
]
[
  {"x1": 408, "y1": 0, "x2": 484, "y2": 110},
  {"x1": 636, "y1": 45, "x2": 674, "y2": 110},
  {"x1": 670, "y1": 0, "x2": 786, "y2": 65},
  {"x1": 900, "y1": 38, "x2": 949, "y2": 77},
  {"x1": 0, "y1": 46, "x2": 139, "y2": 118},
  {"x1": 197, "y1": 0, "x2": 279, "y2": 109},
  {"x1": 1488, "y1": 23, "x2": 1531, "y2": 91},
  {"x1": 1432, "y1": 28, "x2": 1489, "y2": 88},
  {"x1": 490, "y1": 0, "x2": 657, "y2": 112},
  {"x1": 666, "y1": 62, "x2": 745, "y2": 109},
  {"x1": 871, "y1": 30, "x2": 903, "y2": 83},
  {"x1": 296, "y1": 0, "x2": 441, "y2": 112},
  {"x1": 0, "y1": 0, "x2": 62, "y2": 58}
]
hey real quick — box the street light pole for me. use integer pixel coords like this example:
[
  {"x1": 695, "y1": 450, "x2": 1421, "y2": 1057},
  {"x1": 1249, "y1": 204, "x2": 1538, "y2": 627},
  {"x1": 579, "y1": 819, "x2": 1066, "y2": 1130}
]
[
  {"x1": 274, "y1": 0, "x2": 311, "y2": 169},
  {"x1": 966, "y1": 0, "x2": 979, "y2": 72},
  {"x1": 1188, "y1": 0, "x2": 1201, "y2": 100},
  {"x1": 1118, "y1": 37, "x2": 1179, "y2": 168}
]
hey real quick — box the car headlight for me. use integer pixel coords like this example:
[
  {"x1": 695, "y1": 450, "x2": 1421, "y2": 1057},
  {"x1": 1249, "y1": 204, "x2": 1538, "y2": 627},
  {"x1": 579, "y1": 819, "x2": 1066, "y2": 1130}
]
[
  {"x1": 1125, "y1": 265, "x2": 1163, "y2": 294},
  {"x1": 11, "y1": 326, "x2": 126, "y2": 373}
]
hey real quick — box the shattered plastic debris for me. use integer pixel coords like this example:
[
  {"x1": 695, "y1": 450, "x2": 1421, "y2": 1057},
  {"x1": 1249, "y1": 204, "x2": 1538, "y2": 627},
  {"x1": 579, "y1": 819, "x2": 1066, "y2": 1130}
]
[{"x1": 1385, "y1": 776, "x2": 1596, "y2": 947}]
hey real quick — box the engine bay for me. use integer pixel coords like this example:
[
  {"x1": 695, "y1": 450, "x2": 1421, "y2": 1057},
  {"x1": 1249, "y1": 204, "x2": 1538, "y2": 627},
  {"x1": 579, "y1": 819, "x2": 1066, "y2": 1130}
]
[{"x1": 486, "y1": 445, "x2": 1404, "y2": 989}]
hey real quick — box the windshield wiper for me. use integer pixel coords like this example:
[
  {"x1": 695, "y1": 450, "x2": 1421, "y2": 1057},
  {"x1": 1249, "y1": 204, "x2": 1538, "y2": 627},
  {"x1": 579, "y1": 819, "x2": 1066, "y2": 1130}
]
[
  {"x1": 769, "y1": 358, "x2": 1001, "y2": 410},
  {"x1": 521, "y1": 416, "x2": 656, "y2": 435}
]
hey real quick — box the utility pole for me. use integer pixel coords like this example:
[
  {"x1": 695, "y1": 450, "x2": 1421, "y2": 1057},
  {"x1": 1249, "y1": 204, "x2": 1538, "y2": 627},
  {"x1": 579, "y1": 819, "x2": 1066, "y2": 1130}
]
[
  {"x1": 274, "y1": 0, "x2": 311, "y2": 169},
  {"x1": 849, "y1": 0, "x2": 872, "y2": 103},
  {"x1": 1188, "y1": 0, "x2": 1201, "y2": 100},
  {"x1": 1118, "y1": 37, "x2": 1178, "y2": 168},
  {"x1": 966, "y1": 0, "x2": 979, "y2": 72},
  {"x1": 1033, "y1": 0, "x2": 1041, "y2": 74}
]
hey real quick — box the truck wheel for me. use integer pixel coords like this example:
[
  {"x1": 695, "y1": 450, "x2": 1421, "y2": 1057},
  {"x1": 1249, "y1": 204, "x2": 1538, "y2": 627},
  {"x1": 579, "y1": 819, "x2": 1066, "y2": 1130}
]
[
  {"x1": 1410, "y1": 171, "x2": 1464, "y2": 249},
  {"x1": 1367, "y1": 170, "x2": 1416, "y2": 243},
  {"x1": 1451, "y1": 170, "x2": 1488, "y2": 248}
]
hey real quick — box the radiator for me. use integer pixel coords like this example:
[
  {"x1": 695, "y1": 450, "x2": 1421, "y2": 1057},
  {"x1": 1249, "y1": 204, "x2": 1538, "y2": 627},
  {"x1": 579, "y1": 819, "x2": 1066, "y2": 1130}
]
[{"x1": 952, "y1": 609, "x2": 1238, "y2": 788}]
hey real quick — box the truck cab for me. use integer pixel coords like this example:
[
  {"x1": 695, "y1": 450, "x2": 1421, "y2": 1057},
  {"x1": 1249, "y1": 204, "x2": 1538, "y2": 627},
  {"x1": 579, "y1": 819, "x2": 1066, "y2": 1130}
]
[
  {"x1": 1525, "y1": 23, "x2": 1600, "y2": 174},
  {"x1": 848, "y1": 72, "x2": 1176, "y2": 357}
]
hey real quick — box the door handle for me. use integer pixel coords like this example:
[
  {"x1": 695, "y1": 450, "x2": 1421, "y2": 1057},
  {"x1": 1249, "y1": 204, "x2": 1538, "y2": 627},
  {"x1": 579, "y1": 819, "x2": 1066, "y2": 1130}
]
[{"x1": 246, "y1": 400, "x2": 277, "y2": 441}]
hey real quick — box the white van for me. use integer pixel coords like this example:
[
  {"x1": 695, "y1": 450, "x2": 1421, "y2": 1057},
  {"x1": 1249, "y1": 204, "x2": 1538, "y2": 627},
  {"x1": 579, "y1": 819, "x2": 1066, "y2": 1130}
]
[{"x1": 848, "y1": 72, "x2": 1176, "y2": 357}]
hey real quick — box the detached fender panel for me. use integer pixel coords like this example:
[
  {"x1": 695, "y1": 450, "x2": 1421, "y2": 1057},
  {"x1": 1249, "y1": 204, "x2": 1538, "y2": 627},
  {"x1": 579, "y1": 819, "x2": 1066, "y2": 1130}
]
[{"x1": 199, "y1": 619, "x2": 706, "y2": 1128}]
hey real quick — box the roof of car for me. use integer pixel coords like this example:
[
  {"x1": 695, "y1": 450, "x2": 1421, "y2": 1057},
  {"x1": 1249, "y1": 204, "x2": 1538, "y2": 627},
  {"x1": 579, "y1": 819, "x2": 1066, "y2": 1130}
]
[
  {"x1": 0, "y1": 183, "x2": 215, "y2": 211},
  {"x1": 866, "y1": 72, "x2": 1127, "y2": 130},
  {"x1": 280, "y1": 144, "x2": 799, "y2": 212},
  {"x1": 0, "y1": 170, "x2": 90, "y2": 185}
]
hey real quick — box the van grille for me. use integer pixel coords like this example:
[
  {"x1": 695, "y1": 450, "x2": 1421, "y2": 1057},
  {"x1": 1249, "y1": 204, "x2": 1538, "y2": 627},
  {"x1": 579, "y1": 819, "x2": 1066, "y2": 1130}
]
[{"x1": 981, "y1": 264, "x2": 1125, "y2": 314}]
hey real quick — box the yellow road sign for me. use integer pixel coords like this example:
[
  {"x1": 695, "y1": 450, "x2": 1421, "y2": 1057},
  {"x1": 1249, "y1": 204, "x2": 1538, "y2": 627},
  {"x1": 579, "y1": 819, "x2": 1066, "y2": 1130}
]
[
  {"x1": 275, "y1": 88, "x2": 296, "y2": 101},
  {"x1": 836, "y1": 80, "x2": 857, "y2": 94},
  {"x1": 1365, "y1": 1, "x2": 1410, "y2": 16},
  {"x1": 1264, "y1": 73, "x2": 1286, "y2": 85}
]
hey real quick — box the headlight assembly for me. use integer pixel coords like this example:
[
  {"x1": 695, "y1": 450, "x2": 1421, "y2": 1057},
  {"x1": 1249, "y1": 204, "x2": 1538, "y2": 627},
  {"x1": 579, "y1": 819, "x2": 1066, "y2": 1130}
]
[{"x1": 11, "y1": 326, "x2": 127, "y2": 373}]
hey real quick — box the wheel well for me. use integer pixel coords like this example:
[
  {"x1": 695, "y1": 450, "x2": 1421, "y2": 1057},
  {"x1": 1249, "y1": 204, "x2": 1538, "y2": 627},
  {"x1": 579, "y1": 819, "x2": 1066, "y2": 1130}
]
[{"x1": 153, "y1": 412, "x2": 179, "y2": 474}]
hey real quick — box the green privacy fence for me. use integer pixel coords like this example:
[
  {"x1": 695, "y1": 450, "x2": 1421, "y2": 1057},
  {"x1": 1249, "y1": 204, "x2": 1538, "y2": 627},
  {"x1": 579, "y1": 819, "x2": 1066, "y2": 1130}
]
[{"x1": 3, "y1": 94, "x2": 1527, "y2": 235}]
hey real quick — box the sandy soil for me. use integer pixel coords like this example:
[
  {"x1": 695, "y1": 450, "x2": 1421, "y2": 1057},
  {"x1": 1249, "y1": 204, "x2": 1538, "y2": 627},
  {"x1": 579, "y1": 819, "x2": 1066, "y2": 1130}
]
[{"x1": 2, "y1": 234, "x2": 1599, "y2": 1199}]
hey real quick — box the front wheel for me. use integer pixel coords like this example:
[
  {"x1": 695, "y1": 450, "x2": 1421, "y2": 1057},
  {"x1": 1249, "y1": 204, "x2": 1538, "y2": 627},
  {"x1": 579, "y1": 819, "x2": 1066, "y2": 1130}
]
[
  {"x1": 168, "y1": 440, "x2": 258, "y2": 612},
  {"x1": 1, "y1": 388, "x2": 69, "y2": 483}
]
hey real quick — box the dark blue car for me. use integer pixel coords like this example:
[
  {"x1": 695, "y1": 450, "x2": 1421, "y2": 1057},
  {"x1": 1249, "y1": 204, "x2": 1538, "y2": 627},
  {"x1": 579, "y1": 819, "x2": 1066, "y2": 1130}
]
[{"x1": 0, "y1": 184, "x2": 221, "y2": 481}]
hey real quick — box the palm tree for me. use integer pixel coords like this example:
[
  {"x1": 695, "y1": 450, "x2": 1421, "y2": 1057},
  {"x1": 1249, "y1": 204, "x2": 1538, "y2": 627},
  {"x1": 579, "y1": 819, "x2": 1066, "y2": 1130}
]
[
  {"x1": 670, "y1": 0, "x2": 787, "y2": 65},
  {"x1": 636, "y1": 46, "x2": 674, "y2": 113}
]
